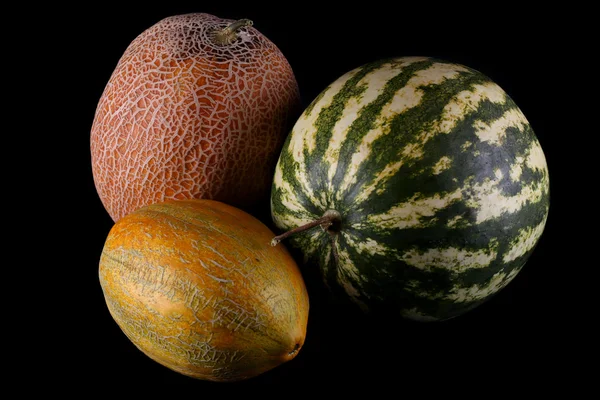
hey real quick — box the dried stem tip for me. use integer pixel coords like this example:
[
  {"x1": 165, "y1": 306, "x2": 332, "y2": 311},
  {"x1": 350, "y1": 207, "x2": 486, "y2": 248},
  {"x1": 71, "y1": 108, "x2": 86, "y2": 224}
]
[
  {"x1": 212, "y1": 19, "x2": 253, "y2": 45},
  {"x1": 271, "y1": 210, "x2": 341, "y2": 246}
]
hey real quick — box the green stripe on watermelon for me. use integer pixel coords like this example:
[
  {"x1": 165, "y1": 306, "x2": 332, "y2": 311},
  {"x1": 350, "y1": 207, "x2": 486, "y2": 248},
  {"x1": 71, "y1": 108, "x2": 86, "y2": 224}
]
[{"x1": 271, "y1": 57, "x2": 549, "y2": 321}]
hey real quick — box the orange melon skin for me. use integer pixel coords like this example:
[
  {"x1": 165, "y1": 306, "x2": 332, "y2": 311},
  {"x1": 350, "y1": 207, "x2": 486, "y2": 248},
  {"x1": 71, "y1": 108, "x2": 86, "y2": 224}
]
[
  {"x1": 90, "y1": 13, "x2": 301, "y2": 222},
  {"x1": 99, "y1": 199, "x2": 309, "y2": 382}
]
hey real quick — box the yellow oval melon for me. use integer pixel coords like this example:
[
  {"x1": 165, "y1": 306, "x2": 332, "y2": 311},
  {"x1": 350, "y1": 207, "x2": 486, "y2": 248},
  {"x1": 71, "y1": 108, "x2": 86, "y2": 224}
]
[{"x1": 98, "y1": 199, "x2": 309, "y2": 381}]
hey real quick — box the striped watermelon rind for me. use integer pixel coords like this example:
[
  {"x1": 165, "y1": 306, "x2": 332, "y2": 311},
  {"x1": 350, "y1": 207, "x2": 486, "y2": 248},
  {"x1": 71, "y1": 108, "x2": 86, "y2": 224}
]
[{"x1": 271, "y1": 57, "x2": 549, "y2": 321}]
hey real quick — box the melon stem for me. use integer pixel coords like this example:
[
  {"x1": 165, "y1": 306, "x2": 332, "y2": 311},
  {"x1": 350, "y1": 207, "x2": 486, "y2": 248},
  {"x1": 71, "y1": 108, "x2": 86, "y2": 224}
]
[
  {"x1": 212, "y1": 19, "x2": 253, "y2": 46},
  {"x1": 271, "y1": 210, "x2": 341, "y2": 246}
]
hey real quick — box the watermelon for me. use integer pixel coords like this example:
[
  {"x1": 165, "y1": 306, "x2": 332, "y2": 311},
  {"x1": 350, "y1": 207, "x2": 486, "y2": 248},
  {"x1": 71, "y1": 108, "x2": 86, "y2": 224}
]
[{"x1": 270, "y1": 57, "x2": 549, "y2": 321}]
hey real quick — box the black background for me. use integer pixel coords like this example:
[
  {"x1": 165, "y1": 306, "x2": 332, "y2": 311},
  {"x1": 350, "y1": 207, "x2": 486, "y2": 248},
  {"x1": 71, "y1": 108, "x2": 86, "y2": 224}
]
[{"x1": 38, "y1": 1, "x2": 590, "y2": 393}]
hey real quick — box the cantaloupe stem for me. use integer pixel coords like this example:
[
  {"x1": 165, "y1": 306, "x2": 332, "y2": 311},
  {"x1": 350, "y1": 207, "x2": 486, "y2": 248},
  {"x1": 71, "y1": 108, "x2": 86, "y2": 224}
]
[
  {"x1": 271, "y1": 210, "x2": 341, "y2": 246},
  {"x1": 212, "y1": 19, "x2": 253, "y2": 45}
]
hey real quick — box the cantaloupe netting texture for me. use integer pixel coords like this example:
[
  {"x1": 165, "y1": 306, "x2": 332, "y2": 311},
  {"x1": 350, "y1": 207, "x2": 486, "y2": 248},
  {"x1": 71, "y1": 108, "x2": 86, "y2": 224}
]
[{"x1": 91, "y1": 13, "x2": 300, "y2": 221}]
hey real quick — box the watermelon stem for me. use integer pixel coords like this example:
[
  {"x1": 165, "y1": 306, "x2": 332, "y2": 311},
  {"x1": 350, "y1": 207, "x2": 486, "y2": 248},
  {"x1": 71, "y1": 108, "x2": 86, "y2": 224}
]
[
  {"x1": 271, "y1": 210, "x2": 341, "y2": 246},
  {"x1": 212, "y1": 19, "x2": 253, "y2": 46}
]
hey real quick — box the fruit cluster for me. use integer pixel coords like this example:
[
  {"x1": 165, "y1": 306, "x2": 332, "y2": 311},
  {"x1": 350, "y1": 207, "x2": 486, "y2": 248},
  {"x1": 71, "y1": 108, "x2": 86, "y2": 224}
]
[{"x1": 92, "y1": 13, "x2": 549, "y2": 382}]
